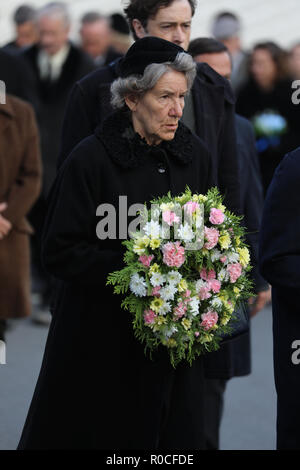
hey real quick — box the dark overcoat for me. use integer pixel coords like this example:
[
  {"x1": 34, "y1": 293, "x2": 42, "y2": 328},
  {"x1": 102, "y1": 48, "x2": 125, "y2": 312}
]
[
  {"x1": 22, "y1": 43, "x2": 96, "y2": 196},
  {"x1": 0, "y1": 95, "x2": 41, "y2": 319},
  {"x1": 259, "y1": 147, "x2": 300, "y2": 449},
  {"x1": 18, "y1": 111, "x2": 214, "y2": 450},
  {"x1": 57, "y1": 59, "x2": 240, "y2": 215}
]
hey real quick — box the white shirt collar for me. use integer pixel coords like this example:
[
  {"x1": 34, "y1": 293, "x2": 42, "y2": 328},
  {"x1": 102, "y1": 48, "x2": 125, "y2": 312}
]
[{"x1": 37, "y1": 43, "x2": 71, "y2": 81}]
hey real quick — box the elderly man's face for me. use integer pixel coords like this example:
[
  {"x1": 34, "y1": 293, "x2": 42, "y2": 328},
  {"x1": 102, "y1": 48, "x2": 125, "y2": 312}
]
[
  {"x1": 133, "y1": 0, "x2": 192, "y2": 51},
  {"x1": 80, "y1": 20, "x2": 111, "y2": 59},
  {"x1": 193, "y1": 51, "x2": 232, "y2": 79},
  {"x1": 126, "y1": 69, "x2": 187, "y2": 146},
  {"x1": 37, "y1": 15, "x2": 69, "y2": 56}
]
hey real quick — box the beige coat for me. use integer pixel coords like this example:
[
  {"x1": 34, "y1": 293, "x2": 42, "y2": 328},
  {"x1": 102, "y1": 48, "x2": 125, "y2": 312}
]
[{"x1": 0, "y1": 95, "x2": 42, "y2": 318}]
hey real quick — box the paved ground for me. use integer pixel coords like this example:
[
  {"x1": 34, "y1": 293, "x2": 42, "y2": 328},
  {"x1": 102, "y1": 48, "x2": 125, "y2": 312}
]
[{"x1": 0, "y1": 304, "x2": 276, "y2": 450}]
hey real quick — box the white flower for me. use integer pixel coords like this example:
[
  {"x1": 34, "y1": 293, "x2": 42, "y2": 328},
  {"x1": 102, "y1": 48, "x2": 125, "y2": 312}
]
[
  {"x1": 210, "y1": 249, "x2": 222, "y2": 262},
  {"x1": 167, "y1": 270, "x2": 182, "y2": 285},
  {"x1": 160, "y1": 284, "x2": 177, "y2": 301},
  {"x1": 129, "y1": 273, "x2": 147, "y2": 297},
  {"x1": 150, "y1": 272, "x2": 166, "y2": 287},
  {"x1": 226, "y1": 251, "x2": 240, "y2": 264},
  {"x1": 210, "y1": 297, "x2": 223, "y2": 309},
  {"x1": 177, "y1": 223, "x2": 195, "y2": 242},
  {"x1": 189, "y1": 297, "x2": 200, "y2": 316},
  {"x1": 218, "y1": 268, "x2": 229, "y2": 282},
  {"x1": 142, "y1": 220, "x2": 161, "y2": 239},
  {"x1": 162, "y1": 325, "x2": 178, "y2": 338},
  {"x1": 195, "y1": 279, "x2": 206, "y2": 292},
  {"x1": 159, "y1": 301, "x2": 172, "y2": 315}
]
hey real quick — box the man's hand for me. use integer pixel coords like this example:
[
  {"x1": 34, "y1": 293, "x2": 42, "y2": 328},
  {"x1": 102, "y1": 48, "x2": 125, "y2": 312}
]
[
  {"x1": 248, "y1": 287, "x2": 272, "y2": 318},
  {"x1": 0, "y1": 202, "x2": 12, "y2": 239}
]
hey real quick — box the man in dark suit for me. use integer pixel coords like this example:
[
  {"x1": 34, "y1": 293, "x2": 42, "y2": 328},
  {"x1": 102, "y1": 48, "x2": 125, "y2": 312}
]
[
  {"x1": 58, "y1": 0, "x2": 241, "y2": 216},
  {"x1": 188, "y1": 36, "x2": 270, "y2": 449},
  {"x1": 260, "y1": 148, "x2": 300, "y2": 449},
  {"x1": 21, "y1": 2, "x2": 96, "y2": 321},
  {"x1": 2, "y1": 4, "x2": 38, "y2": 53}
]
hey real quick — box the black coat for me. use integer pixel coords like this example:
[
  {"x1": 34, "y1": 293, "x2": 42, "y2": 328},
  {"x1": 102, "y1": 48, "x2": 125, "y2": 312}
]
[
  {"x1": 22, "y1": 43, "x2": 96, "y2": 196},
  {"x1": 18, "y1": 111, "x2": 214, "y2": 450},
  {"x1": 259, "y1": 147, "x2": 300, "y2": 450},
  {"x1": 57, "y1": 59, "x2": 240, "y2": 215},
  {"x1": 203, "y1": 115, "x2": 268, "y2": 379},
  {"x1": 236, "y1": 78, "x2": 300, "y2": 194}
]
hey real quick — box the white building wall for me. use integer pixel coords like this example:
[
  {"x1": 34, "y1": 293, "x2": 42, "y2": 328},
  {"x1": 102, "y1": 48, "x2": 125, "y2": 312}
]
[{"x1": 0, "y1": 0, "x2": 300, "y2": 50}]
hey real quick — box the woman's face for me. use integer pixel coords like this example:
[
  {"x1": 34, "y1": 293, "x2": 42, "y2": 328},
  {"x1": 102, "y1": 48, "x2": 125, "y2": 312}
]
[
  {"x1": 251, "y1": 48, "x2": 278, "y2": 89},
  {"x1": 126, "y1": 69, "x2": 188, "y2": 146}
]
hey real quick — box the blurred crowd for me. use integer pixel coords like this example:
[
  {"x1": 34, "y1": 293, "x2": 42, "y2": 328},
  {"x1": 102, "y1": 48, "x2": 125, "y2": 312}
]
[{"x1": 1, "y1": 1, "x2": 300, "y2": 449}]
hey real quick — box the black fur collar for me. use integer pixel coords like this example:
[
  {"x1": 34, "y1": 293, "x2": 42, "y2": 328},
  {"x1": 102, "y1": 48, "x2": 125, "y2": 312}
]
[{"x1": 95, "y1": 110, "x2": 194, "y2": 169}]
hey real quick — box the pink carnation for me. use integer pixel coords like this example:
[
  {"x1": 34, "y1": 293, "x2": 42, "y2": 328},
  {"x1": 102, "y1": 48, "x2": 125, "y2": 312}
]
[
  {"x1": 209, "y1": 208, "x2": 225, "y2": 225},
  {"x1": 139, "y1": 255, "x2": 154, "y2": 267},
  {"x1": 144, "y1": 309, "x2": 157, "y2": 325},
  {"x1": 173, "y1": 302, "x2": 187, "y2": 319},
  {"x1": 227, "y1": 263, "x2": 243, "y2": 283},
  {"x1": 151, "y1": 286, "x2": 161, "y2": 297},
  {"x1": 208, "y1": 279, "x2": 221, "y2": 293},
  {"x1": 195, "y1": 331, "x2": 200, "y2": 337},
  {"x1": 162, "y1": 241, "x2": 185, "y2": 268},
  {"x1": 204, "y1": 227, "x2": 219, "y2": 250},
  {"x1": 184, "y1": 201, "x2": 200, "y2": 215},
  {"x1": 201, "y1": 311, "x2": 219, "y2": 331},
  {"x1": 162, "y1": 211, "x2": 180, "y2": 226},
  {"x1": 199, "y1": 286, "x2": 212, "y2": 300},
  {"x1": 220, "y1": 256, "x2": 227, "y2": 263},
  {"x1": 200, "y1": 268, "x2": 216, "y2": 281}
]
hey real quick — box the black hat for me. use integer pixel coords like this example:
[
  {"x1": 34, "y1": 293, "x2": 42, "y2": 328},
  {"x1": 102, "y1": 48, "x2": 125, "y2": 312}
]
[{"x1": 116, "y1": 36, "x2": 184, "y2": 78}]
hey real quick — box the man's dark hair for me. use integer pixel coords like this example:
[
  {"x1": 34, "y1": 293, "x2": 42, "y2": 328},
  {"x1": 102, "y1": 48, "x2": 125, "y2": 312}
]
[
  {"x1": 188, "y1": 37, "x2": 228, "y2": 57},
  {"x1": 124, "y1": 0, "x2": 197, "y2": 40},
  {"x1": 80, "y1": 11, "x2": 106, "y2": 25},
  {"x1": 13, "y1": 5, "x2": 36, "y2": 25}
]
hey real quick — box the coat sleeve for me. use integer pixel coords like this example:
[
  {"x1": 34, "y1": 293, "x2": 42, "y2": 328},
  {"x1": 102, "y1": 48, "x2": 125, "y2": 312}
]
[
  {"x1": 259, "y1": 148, "x2": 300, "y2": 289},
  {"x1": 218, "y1": 98, "x2": 242, "y2": 216},
  {"x1": 3, "y1": 103, "x2": 42, "y2": 226},
  {"x1": 42, "y1": 140, "x2": 124, "y2": 284},
  {"x1": 57, "y1": 82, "x2": 94, "y2": 171}
]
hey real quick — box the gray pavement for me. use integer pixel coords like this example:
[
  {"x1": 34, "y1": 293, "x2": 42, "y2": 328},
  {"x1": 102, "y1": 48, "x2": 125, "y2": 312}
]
[{"x1": 0, "y1": 304, "x2": 276, "y2": 450}]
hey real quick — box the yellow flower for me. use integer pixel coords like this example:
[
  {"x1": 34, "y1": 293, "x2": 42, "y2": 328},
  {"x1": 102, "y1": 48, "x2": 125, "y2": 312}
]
[
  {"x1": 152, "y1": 315, "x2": 167, "y2": 331},
  {"x1": 149, "y1": 263, "x2": 160, "y2": 274},
  {"x1": 217, "y1": 204, "x2": 226, "y2": 212},
  {"x1": 150, "y1": 298, "x2": 165, "y2": 313},
  {"x1": 202, "y1": 248, "x2": 209, "y2": 256},
  {"x1": 237, "y1": 247, "x2": 250, "y2": 267},
  {"x1": 160, "y1": 202, "x2": 174, "y2": 211},
  {"x1": 166, "y1": 338, "x2": 177, "y2": 348},
  {"x1": 235, "y1": 236, "x2": 241, "y2": 246},
  {"x1": 233, "y1": 286, "x2": 241, "y2": 298},
  {"x1": 220, "y1": 315, "x2": 231, "y2": 326},
  {"x1": 178, "y1": 279, "x2": 188, "y2": 292},
  {"x1": 181, "y1": 318, "x2": 192, "y2": 331},
  {"x1": 219, "y1": 232, "x2": 231, "y2": 250},
  {"x1": 133, "y1": 236, "x2": 150, "y2": 255},
  {"x1": 199, "y1": 333, "x2": 214, "y2": 343},
  {"x1": 198, "y1": 195, "x2": 207, "y2": 203},
  {"x1": 150, "y1": 238, "x2": 161, "y2": 250}
]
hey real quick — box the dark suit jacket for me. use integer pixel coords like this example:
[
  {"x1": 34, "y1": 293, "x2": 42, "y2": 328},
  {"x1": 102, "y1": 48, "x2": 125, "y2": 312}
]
[
  {"x1": 260, "y1": 147, "x2": 300, "y2": 449},
  {"x1": 204, "y1": 114, "x2": 268, "y2": 379},
  {"x1": 57, "y1": 59, "x2": 241, "y2": 215},
  {"x1": 22, "y1": 42, "x2": 96, "y2": 196}
]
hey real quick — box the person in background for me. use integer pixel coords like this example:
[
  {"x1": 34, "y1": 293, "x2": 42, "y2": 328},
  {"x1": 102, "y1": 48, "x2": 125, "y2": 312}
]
[
  {"x1": 0, "y1": 95, "x2": 42, "y2": 342},
  {"x1": 236, "y1": 41, "x2": 300, "y2": 195},
  {"x1": 288, "y1": 42, "x2": 300, "y2": 79},
  {"x1": 188, "y1": 36, "x2": 270, "y2": 449},
  {"x1": 22, "y1": 2, "x2": 95, "y2": 324},
  {"x1": 2, "y1": 4, "x2": 38, "y2": 53},
  {"x1": 109, "y1": 12, "x2": 132, "y2": 55},
  {"x1": 211, "y1": 11, "x2": 249, "y2": 94},
  {"x1": 79, "y1": 11, "x2": 122, "y2": 66}
]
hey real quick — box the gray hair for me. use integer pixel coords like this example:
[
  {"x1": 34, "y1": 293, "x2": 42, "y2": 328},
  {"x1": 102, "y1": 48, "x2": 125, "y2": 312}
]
[
  {"x1": 36, "y1": 2, "x2": 70, "y2": 28},
  {"x1": 111, "y1": 51, "x2": 196, "y2": 109}
]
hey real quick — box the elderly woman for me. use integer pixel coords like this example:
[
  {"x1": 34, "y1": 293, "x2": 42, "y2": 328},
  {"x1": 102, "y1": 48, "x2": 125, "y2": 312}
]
[{"x1": 18, "y1": 37, "x2": 214, "y2": 450}]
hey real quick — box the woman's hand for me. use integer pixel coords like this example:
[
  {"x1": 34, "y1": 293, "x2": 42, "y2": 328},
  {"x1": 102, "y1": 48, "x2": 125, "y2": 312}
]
[{"x1": 0, "y1": 203, "x2": 12, "y2": 239}]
